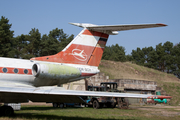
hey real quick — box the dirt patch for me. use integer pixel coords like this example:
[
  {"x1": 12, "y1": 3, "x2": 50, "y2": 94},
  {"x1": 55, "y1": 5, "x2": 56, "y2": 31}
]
[
  {"x1": 146, "y1": 111, "x2": 180, "y2": 117},
  {"x1": 129, "y1": 105, "x2": 180, "y2": 117}
]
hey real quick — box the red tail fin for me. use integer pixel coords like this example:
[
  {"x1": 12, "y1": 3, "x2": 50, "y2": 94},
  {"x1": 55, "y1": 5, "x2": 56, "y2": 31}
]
[
  {"x1": 31, "y1": 28, "x2": 109, "y2": 66},
  {"x1": 31, "y1": 22, "x2": 166, "y2": 66}
]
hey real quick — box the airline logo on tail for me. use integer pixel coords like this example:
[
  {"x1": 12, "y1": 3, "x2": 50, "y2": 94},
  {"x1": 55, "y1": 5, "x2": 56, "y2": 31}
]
[{"x1": 71, "y1": 49, "x2": 87, "y2": 61}]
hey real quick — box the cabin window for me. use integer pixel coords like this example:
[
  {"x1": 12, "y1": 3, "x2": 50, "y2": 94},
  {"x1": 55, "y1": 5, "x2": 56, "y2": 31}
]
[
  {"x1": 2, "y1": 68, "x2": 8, "y2": 73},
  {"x1": 14, "y1": 68, "x2": 18, "y2": 73},
  {"x1": 24, "y1": 69, "x2": 28, "y2": 74}
]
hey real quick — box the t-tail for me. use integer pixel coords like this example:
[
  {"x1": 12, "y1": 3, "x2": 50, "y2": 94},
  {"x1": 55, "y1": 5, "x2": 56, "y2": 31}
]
[{"x1": 31, "y1": 23, "x2": 167, "y2": 67}]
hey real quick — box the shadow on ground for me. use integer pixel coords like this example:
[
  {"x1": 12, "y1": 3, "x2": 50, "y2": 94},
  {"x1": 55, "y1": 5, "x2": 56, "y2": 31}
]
[
  {"x1": 2, "y1": 106, "x2": 137, "y2": 120},
  {"x1": 21, "y1": 106, "x2": 84, "y2": 111},
  {"x1": 8, "y1": 113, "x2": 127, "y2": 120}
]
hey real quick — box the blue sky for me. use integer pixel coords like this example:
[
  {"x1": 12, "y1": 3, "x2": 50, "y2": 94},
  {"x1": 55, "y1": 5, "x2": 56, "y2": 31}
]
[{"x1": 0, "y1": 0, "x2": 179, "y2": 55}]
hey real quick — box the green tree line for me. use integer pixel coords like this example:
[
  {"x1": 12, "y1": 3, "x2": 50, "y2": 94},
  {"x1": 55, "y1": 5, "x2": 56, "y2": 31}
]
[
  {"x1": 0, "y1": 16, "x2": 180, "y2": 79},
  {"x1": 0, "y1": 16, "x2": 73, "y2": 59},
  {"x1": 130, "y1": 42, "x2": 180, "y2": 79}
]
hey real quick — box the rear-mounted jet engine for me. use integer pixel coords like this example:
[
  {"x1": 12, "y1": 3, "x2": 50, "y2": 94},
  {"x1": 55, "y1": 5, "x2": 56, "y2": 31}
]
[{"x1": 32, "y1": 63, "x2": 81, "y2": 87}]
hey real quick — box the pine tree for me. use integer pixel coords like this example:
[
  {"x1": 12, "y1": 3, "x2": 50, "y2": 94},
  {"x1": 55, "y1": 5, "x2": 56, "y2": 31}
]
[
  {"x1": 131, "y1": 47, "x2": 145, "y2": 65},
  {"x1": 22, "y1": 28, "x2": 41, "y2": 59},
  {"x1": 39, "y1": 28, "x2": 73, "y2": 56},
  {"x1": 0, "y1": 16, "x2": 14, "y2": 57},
  {"x1": 13, "y1": 34, "x2": 28, "y2": 58},
  {"x1": 173, "y1": 43, "x2": 180, "y2": 78}
]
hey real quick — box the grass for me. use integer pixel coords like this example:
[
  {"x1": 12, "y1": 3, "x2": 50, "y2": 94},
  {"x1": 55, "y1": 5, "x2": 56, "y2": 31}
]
[
  {"x1": 162, "y1": 82, "x2": 180, "y2": 105},
  {"x1": 1, "y1": 105, "x2": 180, "y2": 120}
]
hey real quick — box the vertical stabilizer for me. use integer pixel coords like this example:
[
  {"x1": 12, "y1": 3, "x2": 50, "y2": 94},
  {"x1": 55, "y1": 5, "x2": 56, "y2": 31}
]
[
  {"x1": 31, "y1": 27, "x2": 109, "y2": 66},
  {"x1": 31, "y1": 23, "x2": 166, "y2": 67}
]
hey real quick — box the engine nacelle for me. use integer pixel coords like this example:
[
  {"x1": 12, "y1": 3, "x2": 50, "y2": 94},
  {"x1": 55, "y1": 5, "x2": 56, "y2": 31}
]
[{"x1": 32, "y1": 63, "x2": 81, "y2": 87}]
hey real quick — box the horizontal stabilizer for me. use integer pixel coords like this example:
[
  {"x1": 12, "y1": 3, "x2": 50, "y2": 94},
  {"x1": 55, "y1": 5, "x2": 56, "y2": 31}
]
[{"x1": 70, "y1": 23, "x2": 167, "y2": 35}]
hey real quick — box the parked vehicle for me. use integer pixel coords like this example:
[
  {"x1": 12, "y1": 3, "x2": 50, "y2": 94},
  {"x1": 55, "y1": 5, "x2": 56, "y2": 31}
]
[
  {"x1": 86, "y1": 85, "x2": 117, "y2": 109},
  {"x1": 100, "y1": 82, "x2": 129, "y2": 109},
  {"x1": 100, "y1": 82, "x2": 120, "y2": 92},
  {"x1": 52, "y1": 82, "x2": 129, "y2": 109}
]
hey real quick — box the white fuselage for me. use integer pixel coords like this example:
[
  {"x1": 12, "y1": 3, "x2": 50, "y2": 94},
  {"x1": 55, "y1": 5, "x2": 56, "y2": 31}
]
[{"x1": 0, "y1": 57, "x2": 99, "y2": 87}]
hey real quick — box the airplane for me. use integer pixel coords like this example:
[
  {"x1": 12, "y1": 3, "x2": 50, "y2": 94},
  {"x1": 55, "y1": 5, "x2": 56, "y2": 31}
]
[{"x1": 0, "y1": 22, "x2": 171, "y2": 116}]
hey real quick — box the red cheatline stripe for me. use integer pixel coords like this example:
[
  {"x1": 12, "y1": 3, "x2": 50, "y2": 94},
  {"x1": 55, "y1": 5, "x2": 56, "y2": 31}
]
[
  {"x1": 82, "y1": 29, "x2": 109, "y2": 39},
  {"x1": 0, "y1": 67, "x2": 32, "y2": 75},
  {"x1": 81, "y1": 73, "x2": 96, "y2": 77}
]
